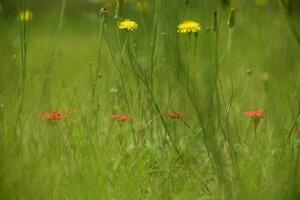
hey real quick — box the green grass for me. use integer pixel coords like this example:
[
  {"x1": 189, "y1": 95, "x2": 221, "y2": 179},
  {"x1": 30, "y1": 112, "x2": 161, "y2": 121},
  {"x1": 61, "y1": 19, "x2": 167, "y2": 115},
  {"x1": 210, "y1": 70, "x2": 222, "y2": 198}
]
[{"x1": 1, "y1": 0, "x2": 300, "y2": 199}]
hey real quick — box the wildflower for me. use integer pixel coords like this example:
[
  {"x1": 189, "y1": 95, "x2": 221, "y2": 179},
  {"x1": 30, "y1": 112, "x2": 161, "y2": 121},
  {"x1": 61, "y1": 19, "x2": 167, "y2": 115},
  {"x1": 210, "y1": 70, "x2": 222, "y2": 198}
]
[
  {"x1": 111, "y1": 114, "x2": 133, "y2": 122},
  {"x1": 177, "y1": 20, "x2": 201, "y2": 34},
  {"x1": 19, "y1": 10, "x2": 33, "y2": 22},
  {"x1": 164, "y1": 112, "x2": 186, "y2": 120},
  {"x1": 244, "y1": 109, "x2": 264, "y2": 129},
  {"x1": 244, "y1": 109, "x2": 264, "y2": 119},
  {"x1": 41, "y1": 111, "x2": 65, "y2": 122},
  {"x1": 118, "y1": 19, "x2": 138, "y2": 31}
]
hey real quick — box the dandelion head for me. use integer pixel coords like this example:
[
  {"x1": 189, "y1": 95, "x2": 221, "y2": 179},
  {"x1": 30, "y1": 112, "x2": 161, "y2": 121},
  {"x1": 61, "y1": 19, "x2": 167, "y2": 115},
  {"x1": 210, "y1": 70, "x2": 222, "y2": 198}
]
[
  {"x1": 19, "y1": 10, "x2": 33, "y2": 22},
  {"x1": 177, "y1": 20, "x2": 201, "y2": 34},
  {"x1": 118, "y1": 19, "x2": 138, "y2": 31}
]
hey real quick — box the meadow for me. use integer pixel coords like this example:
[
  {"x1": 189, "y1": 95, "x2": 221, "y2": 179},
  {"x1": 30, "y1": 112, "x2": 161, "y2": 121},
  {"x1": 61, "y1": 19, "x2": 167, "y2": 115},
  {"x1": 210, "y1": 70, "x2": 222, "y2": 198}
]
[{"x1": 1, "y1": 0, "x2": 300, "y2": 199}]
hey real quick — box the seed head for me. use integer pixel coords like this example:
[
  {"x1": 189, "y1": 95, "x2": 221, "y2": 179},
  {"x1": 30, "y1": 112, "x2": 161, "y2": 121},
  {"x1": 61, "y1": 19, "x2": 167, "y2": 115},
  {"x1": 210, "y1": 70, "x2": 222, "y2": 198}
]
[{"x1": 100, "y1": 7, "x2": 109, "y2": 16}]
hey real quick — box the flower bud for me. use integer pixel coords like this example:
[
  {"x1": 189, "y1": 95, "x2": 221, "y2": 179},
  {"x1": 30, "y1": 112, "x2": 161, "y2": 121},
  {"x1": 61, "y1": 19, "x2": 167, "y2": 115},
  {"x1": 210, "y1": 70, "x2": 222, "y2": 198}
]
[
  {"x1": 212, "y1": 12, "x2": 218, "y2": 32},
  {"x1": 100, "y1": 7, "x2": 109, "y2": 16},
  {"x1": 227, "y1": 8, "x2": 235, "y2": 28}
]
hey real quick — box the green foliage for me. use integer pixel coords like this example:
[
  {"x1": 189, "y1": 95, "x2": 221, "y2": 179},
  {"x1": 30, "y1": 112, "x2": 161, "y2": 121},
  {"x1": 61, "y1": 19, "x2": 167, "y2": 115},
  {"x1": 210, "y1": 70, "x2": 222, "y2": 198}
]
[{"x1": 1, "y1": 0, "x2": 300, "y2": 199}]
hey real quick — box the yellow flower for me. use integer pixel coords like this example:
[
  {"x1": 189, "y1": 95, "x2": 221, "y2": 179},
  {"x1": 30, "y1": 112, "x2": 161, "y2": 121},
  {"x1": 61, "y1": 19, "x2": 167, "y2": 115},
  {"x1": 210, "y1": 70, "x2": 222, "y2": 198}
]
[
  {"x1": 118, "y1": 19, "x2": 138, "y2": 31},
  {"x1": 177, "y1": 20, "x2": 201, "y2": 34},
  {"x1": 19, "y1": 10, "x2": 33, "y2": 22}
]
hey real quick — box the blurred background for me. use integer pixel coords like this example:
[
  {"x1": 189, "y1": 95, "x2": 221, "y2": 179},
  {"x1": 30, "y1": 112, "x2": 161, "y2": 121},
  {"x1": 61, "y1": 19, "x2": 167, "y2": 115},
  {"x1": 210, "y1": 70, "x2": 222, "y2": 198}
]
[{"x1": 0, "y1": 0, "x2": 300, "y2": 112}]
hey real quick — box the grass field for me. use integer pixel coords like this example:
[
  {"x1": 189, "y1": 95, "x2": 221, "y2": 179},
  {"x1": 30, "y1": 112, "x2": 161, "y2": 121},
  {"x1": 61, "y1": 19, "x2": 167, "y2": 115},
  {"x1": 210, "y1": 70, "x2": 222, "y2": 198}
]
[{"x1": 1, "y1": 0, "x2": 300, "y2": 199}]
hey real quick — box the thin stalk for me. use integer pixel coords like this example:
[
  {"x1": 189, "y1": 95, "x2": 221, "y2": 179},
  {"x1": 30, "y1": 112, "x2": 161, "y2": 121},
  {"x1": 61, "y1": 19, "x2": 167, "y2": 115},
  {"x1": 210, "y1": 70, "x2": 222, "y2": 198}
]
[
  {"x1": 119, "y1": 34, "x2": 131, "y2": 115},
  {"x1": 114, "y1": 0, "x2": 121, "y2": 19},
  {"x1": 124, "y1": 47, "x2": 182, "y2": 156},
  {"x1": 149, "y1": 0, "x2": 159, "y2": 86},
  {"x1": 15, "y1": 0, "x2": 28, "y2": 134},
  {"x1": 40, "y1": 0, "x2": 66, "y2": 109},
  {"x1": 279, "y1": 0, "x2": 300, "y2": 46},
  {"x1": 147, "y1": 0, "x2": 160, "y2": 141},
  {"x1": 106, "y1": 32, "x2": 135, "y2": 142},
  {"x1": 92, "y1": 14, "x2": 105, "y2": 122}
]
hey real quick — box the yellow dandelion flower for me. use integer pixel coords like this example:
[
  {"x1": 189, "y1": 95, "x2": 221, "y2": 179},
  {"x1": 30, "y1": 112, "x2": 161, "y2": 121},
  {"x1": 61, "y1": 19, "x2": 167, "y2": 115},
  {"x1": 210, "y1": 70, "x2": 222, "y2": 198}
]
[
  {"x1": 19, "y1": 10, "x2": 33, "y2": 22},
  {"x1": 118, "y1": 19, "x2": 138, "y2": 31},
  {"x1": 177, "y1": 20, "x2": 201, "y2": 34}
]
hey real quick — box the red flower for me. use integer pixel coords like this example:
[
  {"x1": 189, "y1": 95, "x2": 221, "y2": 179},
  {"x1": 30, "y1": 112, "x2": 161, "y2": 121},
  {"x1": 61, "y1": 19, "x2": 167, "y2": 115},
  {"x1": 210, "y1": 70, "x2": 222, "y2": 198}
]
[
  {"x1": 111, "y1": 114, "x2": 133, "y2": 122},
  {"x1": 41, "y1": 111, "x2": 65, "y2": 122},
  {"x1": 244, "y1": 109, "x2": 264, "y2": 119},
  {"x1": 164, "y1": 112, "x2": 186, "y2": 120},
  {"x1": 244, "y1": 109, "x2": 264, "y2": 129}
]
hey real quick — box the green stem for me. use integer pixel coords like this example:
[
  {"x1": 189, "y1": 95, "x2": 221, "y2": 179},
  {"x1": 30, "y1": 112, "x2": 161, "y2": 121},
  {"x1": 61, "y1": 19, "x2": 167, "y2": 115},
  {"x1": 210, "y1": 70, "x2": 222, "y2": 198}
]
[
  {"x1": 92, "y1": 14, "x2": 105, "y2": 114},
  {"x1": 124, "y1": 47, "x2": 182, "y2": 156},
  {"x1": 279, "y1": 0, "x2": 300, "y2": 46},
  {"x1": 15, "y1": 0, "x2": 27, "y2": 134},
  {"x1": 108, "y1": 32, "x2": 135, "y2": 141},
  {"x1": 40, "y1": 0, "x2": 66, "y2": 109}
]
